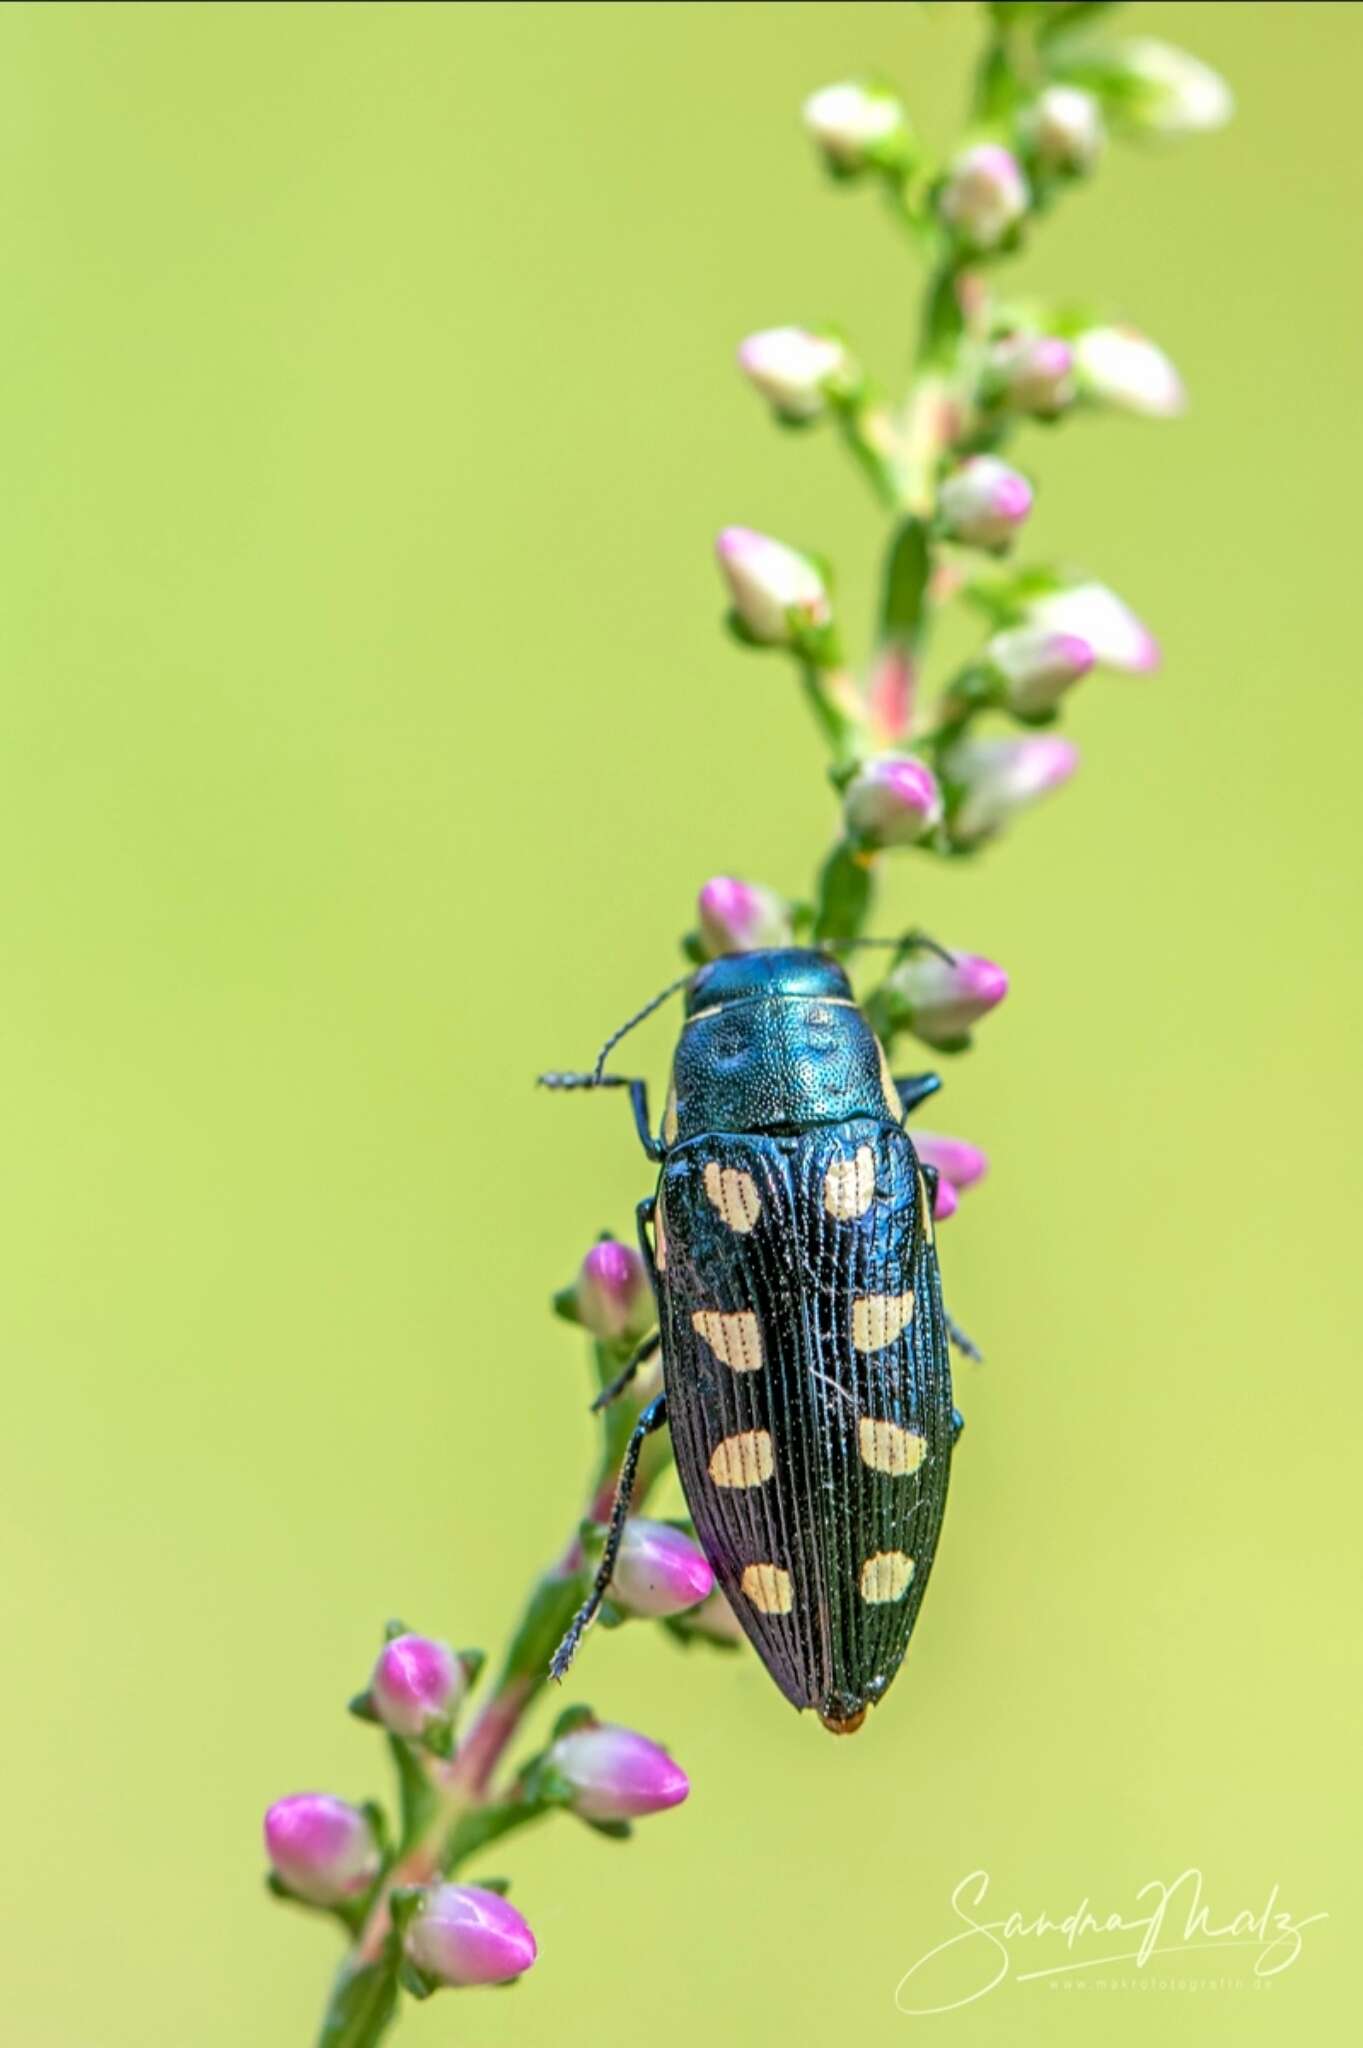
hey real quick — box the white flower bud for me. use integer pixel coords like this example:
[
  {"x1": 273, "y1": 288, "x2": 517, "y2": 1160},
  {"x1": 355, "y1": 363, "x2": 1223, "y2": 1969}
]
[
  {"x1": 737, "y1": 328, "x2": 850, "y2": 422},
  {"x1": 1074, "y1": 326, "x2": 1185, "y2": 419},
  {"x1": 1116, "y1": 39, "x2": 1234, "y2": 137},
  {"x1": 802, "y1": 82, "x2": 907, "y2": 172},
  {"x1": 1025, "y1": 85, "x2": 1104, "y2": 173},
  {"x1": 715, "y1": 527, "x2": 831, "y2": 647},
  {"x1": 938, "y1": 144, "x2": 1029, "y2": 250}
]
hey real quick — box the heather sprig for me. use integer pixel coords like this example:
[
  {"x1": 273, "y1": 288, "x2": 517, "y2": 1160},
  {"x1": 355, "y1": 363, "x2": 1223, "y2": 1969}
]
[{"x1": 265, "y1": 10, "x2": 1228, "y2": 2042}]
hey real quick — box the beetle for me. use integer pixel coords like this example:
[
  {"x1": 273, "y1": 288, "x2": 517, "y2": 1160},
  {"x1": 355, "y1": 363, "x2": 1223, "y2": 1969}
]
[{"x1": 541, "y1": 944, "x2": 974, "y2": 1735}]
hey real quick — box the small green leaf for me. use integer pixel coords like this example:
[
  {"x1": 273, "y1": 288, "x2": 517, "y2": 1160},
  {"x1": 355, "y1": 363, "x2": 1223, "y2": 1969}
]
[
  {"x1": 550, "y1": 1701, "x2": 596, "y2": 1740},
  {"x1": 456, "y1": 1646, "x2": 486, "y2": 1689},
  {"x1": 579, "y1": 1815, "x2": 633, "y2": 1841},
  {"x1": 347, "y1": 1692, "x2": 380, "y2": 1724},
  {"x1": 316, "y1": 1950, "x2": 400, "y2": 2048},
  {"x1": 551, "y1": 1285, "x2": 582, "y2": 1324},
  {"x1": 397, "y1": 1961, "x2": 435, "y2": 2002}
]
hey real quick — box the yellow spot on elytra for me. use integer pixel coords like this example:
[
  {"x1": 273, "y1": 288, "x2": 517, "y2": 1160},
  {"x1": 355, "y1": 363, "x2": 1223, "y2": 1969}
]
[
  {"x1": 824, "y1": 1145, "x2": 876, "y2": 1220},
  {"x1": 859, "y1": 1550, "x2": 914, "y2": 1603},
  {"x1": 858, "y1": 1417, "x2": 926, "y2": 1475},
  {"x1": 691, "y1": 1309, "x2": 764, "y2": 1372},
  {"x1": 877, "y1": 1040, "x2": 902, "y2": 1121},
  {"x1": 703, "y1": 1162, "x2": 762, "y2": 1233},
  {"x1": 662, "y1": 1082, "x2": 678, "y2": 1145},
  {"x1": 741, "y1": 1562, "x2": 794, "y2": 1614},
  {"x1": 851, "y1": 1292, "x2": 915, "y2": 1352},
  {"x1": 918, "y1": 1170, "x2": 934, "y2": 1249},
  {"x1": 708, "y1": 1429, "x2": 775, "y2": 1488},
  {"x1": 653, "y1": 1197, "x2": 667, "y2": 1273}
]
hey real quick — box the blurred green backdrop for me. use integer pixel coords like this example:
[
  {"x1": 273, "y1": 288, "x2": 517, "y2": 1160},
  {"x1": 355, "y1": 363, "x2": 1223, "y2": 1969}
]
[{"x1": 1, "y1": 4, "x2": 1358, "y2": 2044}]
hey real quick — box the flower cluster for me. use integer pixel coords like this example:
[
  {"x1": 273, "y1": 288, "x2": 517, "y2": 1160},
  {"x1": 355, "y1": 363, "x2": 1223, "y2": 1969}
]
[{"x1": 267, "y1": 11, "x2": 1228, "y2": 2044}]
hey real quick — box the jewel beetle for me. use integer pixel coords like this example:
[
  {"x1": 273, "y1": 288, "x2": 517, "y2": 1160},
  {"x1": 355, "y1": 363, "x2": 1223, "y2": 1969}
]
[{"x1": 542, "y1": 943, "x2": 974, "y2": 1735}]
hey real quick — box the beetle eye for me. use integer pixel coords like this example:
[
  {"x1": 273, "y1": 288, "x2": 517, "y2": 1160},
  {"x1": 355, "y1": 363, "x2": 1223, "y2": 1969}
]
[{"x1": 712, "y1": 1025, "x2": 750, "y2": 1066}]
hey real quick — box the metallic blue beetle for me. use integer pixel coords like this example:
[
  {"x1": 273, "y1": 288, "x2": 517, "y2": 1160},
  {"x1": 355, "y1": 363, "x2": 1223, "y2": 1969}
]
[{"x1": 544, "y1": 946, "x2": 967, "y2": 1734}]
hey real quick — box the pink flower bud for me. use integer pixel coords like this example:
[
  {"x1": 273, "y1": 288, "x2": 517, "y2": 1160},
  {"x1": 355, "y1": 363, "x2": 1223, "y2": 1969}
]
[
  {"x1": 737, "y1": 327, "x2": 851, "y2": 422},
  {"x1": 843, "y1": 754, "x2": 942, "y2": 847},
  {"x1": 686, "y1": 1588, "x2": 747, "y2": 1644},
  {"x1": 716, "y1": 527, "x2": 831, "y2": 646},
  {"x1": 985, "y1": 625, "x2": 1095, "y2": 715},
  {"x1": 264, "y1": 1794, "x2": 379, "y2": 1906},
  {"x1": 1026, "y1": 85, "x2": 1104, "y2": 172},
  {"x1": 938, "y1": 457, "x2": 1034, "y2": 549},
  {"x1": 931, "y1": 1172, "x2": 959, "y2": 1222},
  {"x1": 549, "y1": 1723, "x2": 690, "y2": 1822},
  {"x1": 913, "y1": 1132, "x2": 989, "y2": 1192},
  {"x1": 938, "y1": 144, "x2": 1029, "y2": 250},
  {"x1": 1027, "y1": 582, "x2": 1160, "y2": 673},
  {"x1": 888, "y1": 949, "x2": 1009, "y2": 1049},
  {"x1": 404, "y1": 1884, "x2": 538, "y2": 1988},
  {"x1": 610, "y1": 1518, "x2": 714, "y2": 1618},
  {"x1": 576, "y1": 1237, "x2": 652, "y2": 1345},
  {"x1": 1074, "y1": 326, "x2": 1185, "y2": 419},
  {"x1": 697, "y1": 876, "x2": 792, "y2": 957},
  {"x1": 369, "y1": 1634, "x2": 463, "y2": 1740},
  {"x1": 802, "y1": 81, "x2": 908, "y2": 172},
  {"x1": 988, "y1": 334, "x2": 1075, "y2": 416},
  {"x1": 947, "y1": 733, "x2": 1080, "y2": 846}
]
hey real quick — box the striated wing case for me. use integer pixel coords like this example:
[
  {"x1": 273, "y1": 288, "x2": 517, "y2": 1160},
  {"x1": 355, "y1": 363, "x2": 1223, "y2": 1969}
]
[{"x1": 654, "y1": 1116, "x2": 954, "y2": 1730}]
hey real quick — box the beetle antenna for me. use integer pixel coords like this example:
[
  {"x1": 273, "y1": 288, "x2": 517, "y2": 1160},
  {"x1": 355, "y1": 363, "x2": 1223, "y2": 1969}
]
[
  {"x1": 830, "y1": 929, "x2": 957, "y2": 968},
  {"x1": 587, "y1": 971, "x2": 694, "y2": 1082}
]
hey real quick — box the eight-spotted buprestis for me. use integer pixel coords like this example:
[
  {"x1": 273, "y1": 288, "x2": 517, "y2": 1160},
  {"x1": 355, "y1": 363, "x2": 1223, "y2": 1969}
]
[{"x1": 543, "y1": 945, "x2": 966, "y2": 1735}]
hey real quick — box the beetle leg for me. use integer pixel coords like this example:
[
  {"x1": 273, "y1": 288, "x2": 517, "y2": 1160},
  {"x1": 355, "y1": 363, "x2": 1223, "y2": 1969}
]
[
  {"x1": 894, "y1": 1071, "x2": 943, "y2": 1118},
  {"x1": 537, "y1": 1072, "x2": 663, "y2": 1161},
  {"x1": 952, "y1": 1407, "x2": 965, "y2": 1443},
  {"x1": 636, "y1": 1193, "x2": 660, "y2": 1285},
  {"x1": 945, "y1": 1312, "x2": 983, "y2": 1364},
  {"x1": 550, "y1": 1394, "x2": 669, "y2": 1682},
  {"x1": 591, "y1": 1329, "x2": 661, "y2": 1413}
]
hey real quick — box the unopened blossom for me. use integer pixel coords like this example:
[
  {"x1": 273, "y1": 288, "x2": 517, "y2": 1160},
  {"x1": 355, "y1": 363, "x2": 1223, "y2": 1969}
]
[
  {"x1": 576, "y1": 1237, "x2": 652, "y2": 1345},
  {"x1": 887, "y1": 949, "x2": 1009, "y2": 1049},
  {"x1": 1026, "y1": 84, "x2": 1104, "y2": 172},
  {"x1": 685, "y1": 1587, "x2": 747, "y2": 1644},
  {"x1": 697, "y1": 876, "x2": 792, "y2": 957},
  {"x1": 1027, "y1": 582, "x2": 1159, "y2": 673},
  {"x1": 716, "y1": 527, "x2": 831, "y2": 646},
  {"x1": 947, "y1": 733, "x2": 1080, "y2": 846},
  {"x1": 610, "y1": 1518, "x2": 714, "y2": 1618},
  {"x1": 843, "y1": 754, "x2": 942, "y2": 847},
  {"x1": 931, "y1": 1173, "x2": 959, "y2": 1222},
  {"x1": 802, "y1": 81, "x2": 908, "y2": 172},
  {"x1": 404, "y1": 1884, "x2": 537, "y2": 1988},
  {"x1": 737, "y1": 327, "x2": 851, "y2": 422},
  {"x1": 985, "y1": 624, "x2": 1095, "y2": 716},
  {"x1": 549, "y1": 1722, "x2": 689, "y2": 1822},
  {"x1": 938, "y1": 143, "x2": 1029, "y2": 250},
  {"x1": 369, "y1": 1634, "x2": 463, "y2": 1740},
  {"x1": 914, "y1": 1132, "x2": 989, "y2": 1192},
  {"x1": 1075, "y1": 327, "x2": 1185, "y2": 419},
  {"x1": 264, "y1": 1794, "x2": 379, "y2": 1907},
  {"x1": 1116, "y1": 39, "x2": 1234, "y2": 136},
  {"x1": 938, "y1": 457, "x2": 1033, "y2": 549},
  {"x1": 987, "y1": 333, "x2": 1075, "y2": 416}
]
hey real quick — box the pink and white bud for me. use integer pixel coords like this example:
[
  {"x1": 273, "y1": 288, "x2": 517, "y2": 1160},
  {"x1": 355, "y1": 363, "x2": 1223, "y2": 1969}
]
[
  {"x1": 914, "y1": 1132, "x2": 989, "y2": 1193},
  {"x1": 931, "y1": 1172, "x2": 959, "y2": 1222},
  {"x1": 404, "y1": 1884, "x2": 537, "y2": 1988},
  {"x1": 938, "y1": 457, "x2": 1034, "y2": 549},
  {"x1": 1117, "y1": 39, "x2": 1234, "y2": 137},
  {"x1": 716, "y1": 526, "x2": 831, "y2": 647},
  {"x1": 369, "y1": 1634, "x2": 464, "y2": 1740},
  {"x1": 985, "y1": 625, "x2": 1095, "y2": 715},
  {"x1": 888, "y1": 949, "x2": 1009, "y2": 1049},
  {"x1": 610, "y1": 1518, "x2": 714, "y2": 1618},
  {"x1": 737, "y1": 328, "x2": 851, "y2": 422},
  {"x1": 1028, "y1": 582, "x2": 1160, "y2": 673},
  {"x1": 264, "y1": 1794, "x2": 379, "y2": 1907},
  {"x1": 697, "y1": 876, "x2": 792, "y2": 957},
  {"x1": 987, "y1": 333, "x2": 1075, "y2": 416},
  {"x1": 549, "y1": 1722, "x2": 690, "y2": 1823},
  {"x1": 576, "y1": 1237, "x2": 652, "y2": 1345},
  {"x1": 802, "y1": 81, "x2": 908, "y2": 172},
  {"x1": 947, "y1": 733, "x2": 1080, "y2": 845},
  {"x1": 1025, "y1": 85, "x2": 1104, "y2": 173},
  {"x1": 843, "y1": 754, "x2": 942, "y2": 847},
  {"x1": 938, "y1": 144, "x2": 1029, "y2": 250},
  {"x1": 686, "y1": 1588, "x2": 747, "y2": 1644},
  {"x1": 1074, "y1": 326, "x2": 1185, "y2": 419}
]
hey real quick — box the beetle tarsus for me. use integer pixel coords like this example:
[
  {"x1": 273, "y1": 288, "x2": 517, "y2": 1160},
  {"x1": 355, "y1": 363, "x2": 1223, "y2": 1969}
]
[
  {"x1": 945, "y1": 1313, "x2": 983, "y2": 1364},
  {"x1": 550, "y1": 1393, "x2": 669, "y2": 1681}
]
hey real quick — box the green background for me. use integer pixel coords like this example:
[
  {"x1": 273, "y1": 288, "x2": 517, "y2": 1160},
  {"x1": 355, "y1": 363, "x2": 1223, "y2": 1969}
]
[{"x1": 1, "y1": 4, "x2": 1358, "y2": 2043}]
